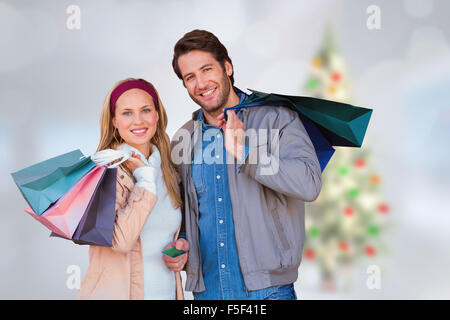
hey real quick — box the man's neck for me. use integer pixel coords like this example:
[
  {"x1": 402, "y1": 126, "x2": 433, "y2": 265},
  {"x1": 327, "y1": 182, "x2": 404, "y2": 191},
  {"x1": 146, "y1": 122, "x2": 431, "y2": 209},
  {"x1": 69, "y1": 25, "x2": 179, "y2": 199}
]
[{"x1": 202, "y1": 89, "x2": 240, "y2": 126}]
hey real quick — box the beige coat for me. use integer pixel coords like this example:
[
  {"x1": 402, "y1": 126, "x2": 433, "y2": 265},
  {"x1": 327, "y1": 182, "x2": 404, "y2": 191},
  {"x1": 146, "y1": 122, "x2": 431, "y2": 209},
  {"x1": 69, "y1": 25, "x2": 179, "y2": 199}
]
[{"x1": 77, "y1": 165, "x2": 183, "y2": 300}]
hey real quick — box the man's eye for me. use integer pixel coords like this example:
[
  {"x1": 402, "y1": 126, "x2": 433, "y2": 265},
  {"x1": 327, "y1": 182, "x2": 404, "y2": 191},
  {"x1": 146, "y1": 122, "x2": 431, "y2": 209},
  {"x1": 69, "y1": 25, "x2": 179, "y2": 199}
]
[{"x1": 186, "y1": 76, "x2": 193, "y2": 81}]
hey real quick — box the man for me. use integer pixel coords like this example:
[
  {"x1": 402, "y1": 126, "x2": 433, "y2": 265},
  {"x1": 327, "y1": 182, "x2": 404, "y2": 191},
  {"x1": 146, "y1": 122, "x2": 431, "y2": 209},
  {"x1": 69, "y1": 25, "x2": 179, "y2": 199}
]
[{"x1": 163, "y1": 29, "x2": 322, "y2": 300}]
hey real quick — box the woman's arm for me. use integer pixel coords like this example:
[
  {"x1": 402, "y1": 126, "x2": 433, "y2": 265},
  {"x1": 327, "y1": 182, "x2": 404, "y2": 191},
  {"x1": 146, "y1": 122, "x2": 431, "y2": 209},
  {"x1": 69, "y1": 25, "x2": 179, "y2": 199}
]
[{"x1": 111, "y1": 165, "x2": 158, "y2": 254}]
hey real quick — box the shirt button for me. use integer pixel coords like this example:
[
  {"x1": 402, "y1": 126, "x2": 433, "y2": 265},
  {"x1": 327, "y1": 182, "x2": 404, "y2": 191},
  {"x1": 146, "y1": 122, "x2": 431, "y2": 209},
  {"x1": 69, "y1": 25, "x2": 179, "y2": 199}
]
[
  {"x1": 217, "y1": 133, "x2": 221, "y2": 138},
  {"x1": 220, "y1": 242, "x2": 224, "y2": 247},
  {"x1": 219, "y1": 219, "x2": 223, "y2": 224},
  {"x1": 216, "y1": 154, "x2": 220, "y2": 159},
  {"x1": 221, "y1": 264, "x2": 226, "y2": 269},
  {"x1": 218, "y1": 197, "x2": 222, "y2": 202},
  {"x1": 216, "y1": 175, "x2": 221, "y2": 179}
]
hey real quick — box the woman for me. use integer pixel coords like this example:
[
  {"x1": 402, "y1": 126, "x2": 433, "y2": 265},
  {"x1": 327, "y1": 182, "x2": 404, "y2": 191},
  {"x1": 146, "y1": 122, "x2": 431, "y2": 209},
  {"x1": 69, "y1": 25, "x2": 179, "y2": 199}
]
[{"x1": 77, "y1": 78, "x2": 184, "y2": 300}]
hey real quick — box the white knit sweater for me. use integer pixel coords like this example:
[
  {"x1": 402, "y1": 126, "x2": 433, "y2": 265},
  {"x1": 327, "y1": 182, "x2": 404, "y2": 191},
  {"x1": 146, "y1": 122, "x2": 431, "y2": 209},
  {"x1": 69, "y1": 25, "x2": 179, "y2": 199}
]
[{"x1": 117, "y1": 143, "x2": 182, "y2": 300}]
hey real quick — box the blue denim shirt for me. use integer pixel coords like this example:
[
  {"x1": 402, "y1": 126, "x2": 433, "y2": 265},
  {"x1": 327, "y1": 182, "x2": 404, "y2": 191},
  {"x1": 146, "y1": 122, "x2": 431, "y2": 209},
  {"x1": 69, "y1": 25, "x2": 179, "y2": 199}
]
[{"x1": 191, "y1": 88, "x2": 285, "y2": 300}]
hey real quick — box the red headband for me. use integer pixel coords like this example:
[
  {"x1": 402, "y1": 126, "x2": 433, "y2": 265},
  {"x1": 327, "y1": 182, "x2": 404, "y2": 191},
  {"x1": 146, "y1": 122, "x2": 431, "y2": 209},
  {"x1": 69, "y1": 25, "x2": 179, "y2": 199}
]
[{"x1": 110, "y1": 79, "x2": 159, "y2": 114}]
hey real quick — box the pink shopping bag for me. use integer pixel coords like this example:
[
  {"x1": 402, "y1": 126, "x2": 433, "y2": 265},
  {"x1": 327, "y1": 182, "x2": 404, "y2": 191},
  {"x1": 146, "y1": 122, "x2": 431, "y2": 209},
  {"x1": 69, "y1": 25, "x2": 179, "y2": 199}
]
[{"x1": 25, "y1": 166, "x2": 106, "y2": 238}]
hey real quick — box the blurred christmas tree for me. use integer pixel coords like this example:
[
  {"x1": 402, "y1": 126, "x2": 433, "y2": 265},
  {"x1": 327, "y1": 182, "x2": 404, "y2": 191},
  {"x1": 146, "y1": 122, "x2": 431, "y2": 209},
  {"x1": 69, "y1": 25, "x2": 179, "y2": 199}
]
[{"x1": 302, "y1": 26, "x2": 390, "y2": 291}]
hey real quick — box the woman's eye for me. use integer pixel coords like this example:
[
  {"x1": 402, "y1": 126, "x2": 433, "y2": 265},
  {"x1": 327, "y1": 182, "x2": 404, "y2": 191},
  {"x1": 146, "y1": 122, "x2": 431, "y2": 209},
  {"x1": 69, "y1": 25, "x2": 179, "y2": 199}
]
[
  {"x1": 143, "y1": 109, "x2": 151, "y2": 113},
  {"x1": 123, "y1": 111, "x2": 131, "y2": 115}
]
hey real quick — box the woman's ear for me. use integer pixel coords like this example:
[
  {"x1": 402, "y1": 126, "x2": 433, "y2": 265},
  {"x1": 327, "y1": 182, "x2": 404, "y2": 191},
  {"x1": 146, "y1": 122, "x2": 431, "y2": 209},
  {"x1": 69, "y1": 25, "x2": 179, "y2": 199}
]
[{"x1": 112, "y1": 117, "x2": 117, "y2": 129}]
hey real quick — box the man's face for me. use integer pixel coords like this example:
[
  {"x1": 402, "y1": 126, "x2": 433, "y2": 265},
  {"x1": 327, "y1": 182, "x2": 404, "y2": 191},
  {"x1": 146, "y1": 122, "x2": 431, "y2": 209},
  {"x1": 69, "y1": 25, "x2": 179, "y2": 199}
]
[{"x1": 177, "y1": 50, "x2": 233, "y2": 113}]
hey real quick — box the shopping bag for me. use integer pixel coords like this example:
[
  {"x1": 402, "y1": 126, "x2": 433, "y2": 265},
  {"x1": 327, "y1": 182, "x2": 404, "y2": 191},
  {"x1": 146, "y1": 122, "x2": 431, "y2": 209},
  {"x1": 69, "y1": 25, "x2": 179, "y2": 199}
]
[
  {"x1": 298, "y1": 113, "x2": 336, "y2": 171},
  {"x1": 228, "y1": 90, "x2": 372, "y2": 147},
  {"x1": 11, "y1": 150, "x2": 96, "y2": 216},
  {"x1": 224, "y1": 89, "x2": 373, "y2": 171},
  {"x1": 71, "y1": 167, "x2": 117, "y2": 246},
  {"x1": 25, "y1": 166, "x2": 105, "y2": 238}
]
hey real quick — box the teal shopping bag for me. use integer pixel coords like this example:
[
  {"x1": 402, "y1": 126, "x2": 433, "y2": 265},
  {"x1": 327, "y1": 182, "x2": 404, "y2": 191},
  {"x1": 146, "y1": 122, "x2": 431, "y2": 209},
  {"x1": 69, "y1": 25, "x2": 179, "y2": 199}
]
[
  {"x1": 224, "y1": 89, "x2": 373, "y2": 171},
  {"x1": 226, "y1": 89, "x2": 372, "y2": 147},
  {"x1": 247, "y1": 90, "x2": 372, "y2": 147},
  {"x1": 11, "y1": 150, "x2": 96, "y2": 216}
]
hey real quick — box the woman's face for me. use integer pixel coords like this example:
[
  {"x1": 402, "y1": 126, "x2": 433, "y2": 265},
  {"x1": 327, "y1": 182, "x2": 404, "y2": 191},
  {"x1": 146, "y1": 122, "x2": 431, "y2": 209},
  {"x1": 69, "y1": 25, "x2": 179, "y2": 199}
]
[{"x1": 112, "y1": 88, "x2": 159, "y2": 157}]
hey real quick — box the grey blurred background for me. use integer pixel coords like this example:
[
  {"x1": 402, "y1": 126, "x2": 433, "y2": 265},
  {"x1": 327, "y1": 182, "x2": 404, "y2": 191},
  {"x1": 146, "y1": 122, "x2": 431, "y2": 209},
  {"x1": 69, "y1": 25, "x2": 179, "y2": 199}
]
[{"x1": 1, "y1": 0, "x2": 449, "y2": 299}]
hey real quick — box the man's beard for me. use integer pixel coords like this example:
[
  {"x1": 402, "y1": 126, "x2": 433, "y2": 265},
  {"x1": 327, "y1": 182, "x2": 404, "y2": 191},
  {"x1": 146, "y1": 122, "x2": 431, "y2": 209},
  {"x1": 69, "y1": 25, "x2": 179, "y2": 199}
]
[{"x1": 189, "y1": 72, "x2": 232, "y2": 115}]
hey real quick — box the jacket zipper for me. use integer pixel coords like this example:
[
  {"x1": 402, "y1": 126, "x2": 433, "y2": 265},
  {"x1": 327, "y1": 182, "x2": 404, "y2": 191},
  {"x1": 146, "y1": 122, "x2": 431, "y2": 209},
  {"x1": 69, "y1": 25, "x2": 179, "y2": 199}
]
[{"x1": 237, "y1": 109, "x2": 249, "y2": 298}]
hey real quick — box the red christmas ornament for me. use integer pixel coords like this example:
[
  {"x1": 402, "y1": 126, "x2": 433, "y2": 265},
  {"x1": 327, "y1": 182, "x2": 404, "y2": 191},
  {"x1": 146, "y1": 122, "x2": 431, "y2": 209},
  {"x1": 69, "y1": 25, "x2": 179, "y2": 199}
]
[
  {"x1": 331, "y1": 71, "x2": 341, "y2": 82},
  {"x1": 344, "y1": 207, "x2": 354, "y2": 217},
  {"x1": 365, "y1": 246, "x2": 376, "y2": 256},
  {"x1": 355, "y1": 158, "x2": 366, "y2": 168},
  {"x1": 378, "y1": 203, "x2": 390, "y2": 214},
  {"x1": 339, "y1": 242, "x2": 349, "y2": 252},
  {"x1": 305, "y1": 249, "x2": 315, "y2": 260}
]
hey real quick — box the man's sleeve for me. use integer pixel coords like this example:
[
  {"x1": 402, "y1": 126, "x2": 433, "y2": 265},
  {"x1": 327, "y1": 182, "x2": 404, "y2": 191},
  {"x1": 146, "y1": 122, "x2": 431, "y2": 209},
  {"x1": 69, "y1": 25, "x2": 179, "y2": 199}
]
[
  {"x1": 178, "y1": 181, "x2": 187, "y2": 240},
  {"x1": 241, "y1": 109, "x2": 322, "y2": 202},
  {"x1": 175, "y1": 180, "x2": 187, "y2": 273},
  {"x1": 171, "y1": 135, "x2": 187, "y2": 241}
]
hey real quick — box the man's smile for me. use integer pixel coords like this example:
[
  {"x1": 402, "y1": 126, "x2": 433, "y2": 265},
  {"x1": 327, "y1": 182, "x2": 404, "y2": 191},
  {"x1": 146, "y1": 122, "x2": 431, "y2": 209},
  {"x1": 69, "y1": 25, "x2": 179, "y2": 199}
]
[{"x1": 199, "y1": 87, "x2": 217, "y2": 99}]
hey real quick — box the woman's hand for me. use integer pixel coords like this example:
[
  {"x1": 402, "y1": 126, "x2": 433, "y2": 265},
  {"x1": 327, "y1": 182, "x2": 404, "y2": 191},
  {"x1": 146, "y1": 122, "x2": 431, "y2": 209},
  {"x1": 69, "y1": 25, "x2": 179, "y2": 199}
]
[{"x1": 125, "y1": 151, "x2": 147, "y2": 173}]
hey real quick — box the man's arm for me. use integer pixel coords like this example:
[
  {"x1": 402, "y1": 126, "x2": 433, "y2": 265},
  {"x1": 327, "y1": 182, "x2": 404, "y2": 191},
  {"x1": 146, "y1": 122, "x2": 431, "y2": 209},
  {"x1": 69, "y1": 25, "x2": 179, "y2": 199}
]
[{"x1": 242, "y1": 108, "x2": 322, "y2": 201}]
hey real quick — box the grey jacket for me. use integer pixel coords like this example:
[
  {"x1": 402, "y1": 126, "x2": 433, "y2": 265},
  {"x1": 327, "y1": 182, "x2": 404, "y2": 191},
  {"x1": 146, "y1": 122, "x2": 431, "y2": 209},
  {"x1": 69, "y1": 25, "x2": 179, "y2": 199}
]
[{"x1": 171, "y1": 104, "x2": 322, "y2": 292}]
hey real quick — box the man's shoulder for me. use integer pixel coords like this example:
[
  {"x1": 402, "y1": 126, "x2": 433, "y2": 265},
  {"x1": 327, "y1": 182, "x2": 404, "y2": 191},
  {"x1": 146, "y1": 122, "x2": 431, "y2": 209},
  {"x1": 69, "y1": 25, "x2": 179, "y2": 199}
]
[
  {"x1": 245, "y1": 104, "x2": 297, "y2": 126},
  {"x1": 178, "y1": 118, "x2": 195, "y2": 132},
  {"x1": 172, "y1": 108, "x2": 202, "y2": 138},
  {"x1": 172, "y1": 117, "x2": 196, "y2": 141}
]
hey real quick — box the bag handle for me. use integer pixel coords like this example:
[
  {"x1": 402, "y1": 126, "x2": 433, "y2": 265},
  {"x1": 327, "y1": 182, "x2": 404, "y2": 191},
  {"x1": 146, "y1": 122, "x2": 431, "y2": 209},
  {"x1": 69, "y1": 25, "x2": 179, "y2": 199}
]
[{"x1": 91, "y1": 149, "x2": 132, "y2": 168}]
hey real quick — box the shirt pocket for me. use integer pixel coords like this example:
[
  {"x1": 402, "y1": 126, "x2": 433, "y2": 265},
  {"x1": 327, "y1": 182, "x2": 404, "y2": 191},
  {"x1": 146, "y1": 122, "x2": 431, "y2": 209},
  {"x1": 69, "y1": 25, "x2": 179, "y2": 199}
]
[{"x1": 192, "y1": 163, "x2": 206, "y2": 195}]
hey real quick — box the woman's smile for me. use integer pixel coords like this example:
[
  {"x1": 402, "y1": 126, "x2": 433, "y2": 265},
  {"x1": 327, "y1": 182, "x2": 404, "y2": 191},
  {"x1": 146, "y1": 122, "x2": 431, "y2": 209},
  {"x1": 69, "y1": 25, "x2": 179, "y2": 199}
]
[{"x1": 130, "y1": 127, "x2": 148, "y2": 136}]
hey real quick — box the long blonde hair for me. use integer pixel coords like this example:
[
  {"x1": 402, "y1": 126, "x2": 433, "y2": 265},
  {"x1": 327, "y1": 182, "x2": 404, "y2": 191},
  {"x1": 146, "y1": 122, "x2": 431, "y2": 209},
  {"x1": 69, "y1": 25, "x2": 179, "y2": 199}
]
[{"x1": 97, "y1": 78, "x2": 182, "y2": 209}]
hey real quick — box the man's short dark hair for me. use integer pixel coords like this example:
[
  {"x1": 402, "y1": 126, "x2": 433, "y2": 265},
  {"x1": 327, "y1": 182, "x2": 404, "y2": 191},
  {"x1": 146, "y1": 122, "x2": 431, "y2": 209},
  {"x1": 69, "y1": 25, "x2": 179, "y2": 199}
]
[{"x1": 172, "y1": 29, "x2": 234, "y2": 85}]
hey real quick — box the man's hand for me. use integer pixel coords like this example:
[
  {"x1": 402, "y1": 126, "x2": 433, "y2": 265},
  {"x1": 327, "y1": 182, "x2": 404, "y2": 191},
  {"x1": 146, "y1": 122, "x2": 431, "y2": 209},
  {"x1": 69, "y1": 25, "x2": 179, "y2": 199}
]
[
  {"x1": 162, "y1": 238, "x2": 189, "y2": 272},
  {"x1": 217, "y1": 110, "x2": 245, "y2": 161}
]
